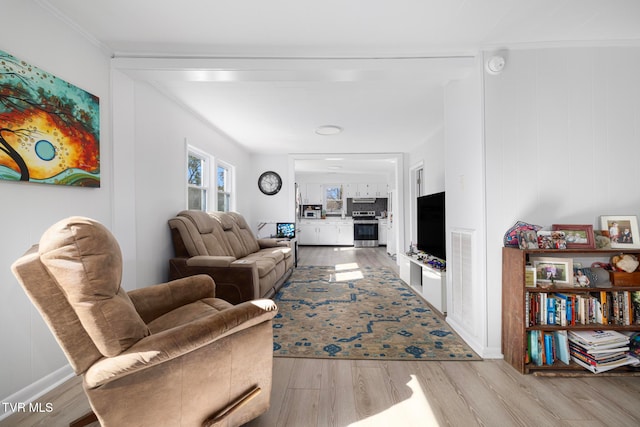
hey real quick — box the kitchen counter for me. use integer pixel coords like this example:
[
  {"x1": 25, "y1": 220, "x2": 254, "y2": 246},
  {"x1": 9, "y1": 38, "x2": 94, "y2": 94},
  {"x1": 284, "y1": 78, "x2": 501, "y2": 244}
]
[
  {"x1": 299, "y1": 218, "x2": 353, "y2": 224},
  {"x1": 298, "y1": 218, "x2": 353, "y2": 245}
]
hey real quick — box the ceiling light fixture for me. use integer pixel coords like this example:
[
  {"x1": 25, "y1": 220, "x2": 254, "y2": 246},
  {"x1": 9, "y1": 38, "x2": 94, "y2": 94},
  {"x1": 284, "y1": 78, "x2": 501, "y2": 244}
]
[{"x1": 315, "y1": 125, "x2": 342, "y2": 135}]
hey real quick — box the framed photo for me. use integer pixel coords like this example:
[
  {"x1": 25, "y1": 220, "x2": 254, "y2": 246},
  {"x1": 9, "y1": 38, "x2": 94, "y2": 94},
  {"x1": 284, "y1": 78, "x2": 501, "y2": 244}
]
[
  {"x1": 536, "y1": 230, "x2": 566, "y2": 249},
  {"x1": 530, "y1": 256, "x2": 573, "y2": 286},
  {"x1": 552, "y1": 224, "x2": 595, "y2": 249},
  {"x1": 593, "y1": 230, "x2": 612, "y2": 249},
  {"x1": 525, "y1": 266, "x2": 537, "y2": 287},
  {"x1": 518, "y1": 229, "x2": 539, "y2": 249},
  {"x1": 600, "y1": 215, "x2": 640, "y2": 249}
]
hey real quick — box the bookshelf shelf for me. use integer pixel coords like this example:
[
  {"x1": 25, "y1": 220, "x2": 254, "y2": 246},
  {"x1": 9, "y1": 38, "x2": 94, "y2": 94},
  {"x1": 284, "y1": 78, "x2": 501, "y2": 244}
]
[{"x1": 502, "y1": 247, "x2": 640, "y2": 375}]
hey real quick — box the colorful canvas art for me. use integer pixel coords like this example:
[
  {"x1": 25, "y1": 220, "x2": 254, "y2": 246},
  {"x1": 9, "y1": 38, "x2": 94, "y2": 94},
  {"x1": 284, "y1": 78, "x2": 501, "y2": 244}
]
[{"x1": 0, "y1": 49, "x2": 100, "y2": 187}]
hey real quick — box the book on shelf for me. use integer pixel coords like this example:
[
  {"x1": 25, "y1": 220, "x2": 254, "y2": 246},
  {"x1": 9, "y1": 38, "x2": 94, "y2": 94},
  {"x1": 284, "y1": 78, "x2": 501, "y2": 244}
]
[
  {"x1": 544, "y1": 333, "x2": 554, "y2": 365},
  {"x1": 567, "y1": 329, "x2": 636, "y2": 373},
  {"x1": 553, "y1": 330, "x2": 570, "y2": 365},
  {"x1": 568, "y1": 329, "x2": 629, "y2": 348},
  {"x1": 526, "y1": 291, "x2": 640, "y2": 327},
  {"x1": 527, "y1": 328, "x2": 639, "y2": 372},
  {"x1": 571, "y1": 354, "x2": 636, "y2": 374}
]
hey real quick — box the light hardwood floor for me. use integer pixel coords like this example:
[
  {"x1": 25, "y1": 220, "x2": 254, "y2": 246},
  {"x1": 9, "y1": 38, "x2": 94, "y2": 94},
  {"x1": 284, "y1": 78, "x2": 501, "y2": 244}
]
[{"x1": 3, "y1": 246, "x2": 640, "y2": 427}]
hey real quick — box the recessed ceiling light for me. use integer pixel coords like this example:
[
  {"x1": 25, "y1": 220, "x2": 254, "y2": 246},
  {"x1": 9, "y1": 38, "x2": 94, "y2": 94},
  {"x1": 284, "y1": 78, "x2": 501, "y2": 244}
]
[
  {"x1": 315, "y1": 125, "x2": 342, "y2": 135},
  {"x1": 328, "y1": 165, "x2": 342, "y2": 170}
]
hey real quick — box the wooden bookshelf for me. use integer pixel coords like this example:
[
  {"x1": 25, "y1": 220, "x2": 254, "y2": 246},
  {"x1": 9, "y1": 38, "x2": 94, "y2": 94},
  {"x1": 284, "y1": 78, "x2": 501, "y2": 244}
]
[{"x1": 502, "y1": 247, "x2": 640, "y2": 375}]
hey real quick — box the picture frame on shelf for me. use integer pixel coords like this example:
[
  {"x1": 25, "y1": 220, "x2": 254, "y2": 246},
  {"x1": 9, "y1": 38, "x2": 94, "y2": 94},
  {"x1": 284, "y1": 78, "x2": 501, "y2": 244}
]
[
  {"x1": 593, "y1": 230, "x2": 611, "y2": 249},
  {"x1": 518, "y1": 229, "x2": 539, "y2": 249},
  {"x1": 530, "y1": 256, "x2": 573, "y2": 286},
  {"x1": 525, "y1": 265, "x2": 537, "y2": 287},
  {"x1": 536, "y1": 230, "x2": 567, "y2": 249},
  {"x1": 551, "y1": 224, "x2": 595, "y2": 249},
  {"x1": 600, "y1": 215, "x2": 640, "y2": 249},
  {"x1": 573, "y1": 267, "x2": 592, "y2": 288}
]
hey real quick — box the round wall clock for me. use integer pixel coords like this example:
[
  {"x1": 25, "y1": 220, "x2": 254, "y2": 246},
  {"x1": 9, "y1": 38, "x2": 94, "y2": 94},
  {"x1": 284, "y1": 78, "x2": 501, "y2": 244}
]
[{"x1": 258, "y1": 171, "x2": 282, "y2": 195}]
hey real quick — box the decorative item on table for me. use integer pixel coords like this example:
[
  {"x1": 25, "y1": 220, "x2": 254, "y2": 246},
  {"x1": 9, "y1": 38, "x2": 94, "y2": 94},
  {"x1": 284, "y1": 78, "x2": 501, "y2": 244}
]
[
  {"x1": 423, "y1": 256, "x2": 446, "y2": 272},
  {"x1": 552, "y1": 224, "x2": 595, "y2": 249},
  {"x1": 593, "y1": 230, "x2": 612, "y2": 249},
  {"x1": 536, "y1": 230, "x2": 567, "y2": 249},
  {"x1": 609, "y1": 253, "x2": 640, "y2": 287},
  {"x1": 600, "y1": 215, "x2": 640, "y2": 249},
  {"x1": 503, "y1": 221, "x2": 542, "y2": 247},
  {"x1": 530, "y1": 256, "x2": 573, "y2": 288}
]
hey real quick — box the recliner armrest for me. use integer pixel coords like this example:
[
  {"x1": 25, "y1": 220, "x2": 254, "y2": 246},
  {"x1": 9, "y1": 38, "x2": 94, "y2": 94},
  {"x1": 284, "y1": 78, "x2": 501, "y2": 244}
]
[
  {"x1": 128, "y1": 275, "x2": 215, "y2": 324},
  {"x1": 84, "y1": 299, "x2": 278, "y2": 388}
]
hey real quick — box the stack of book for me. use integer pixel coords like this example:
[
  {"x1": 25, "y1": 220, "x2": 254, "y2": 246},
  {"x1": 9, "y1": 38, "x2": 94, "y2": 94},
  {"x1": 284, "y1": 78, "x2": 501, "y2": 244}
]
[
  {"x1": 568, "y1": 330, "x2": 635, "y2": 373},
  {"x1": 528, "y1": 330, "x2": 571, "y2": 366}
]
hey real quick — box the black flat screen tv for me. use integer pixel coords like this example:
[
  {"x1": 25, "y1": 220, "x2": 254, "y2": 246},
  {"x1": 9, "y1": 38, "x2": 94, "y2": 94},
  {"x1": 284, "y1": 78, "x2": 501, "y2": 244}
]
[{"x1": 417, "y1": 191, "x2": 446, "y2": 260}]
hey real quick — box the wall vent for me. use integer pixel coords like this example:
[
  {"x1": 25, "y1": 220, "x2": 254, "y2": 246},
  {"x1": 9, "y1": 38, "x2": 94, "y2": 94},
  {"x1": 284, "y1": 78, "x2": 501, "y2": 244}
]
[{"x1": 449, "y1": 229, "x2": 475, "y2": 333}]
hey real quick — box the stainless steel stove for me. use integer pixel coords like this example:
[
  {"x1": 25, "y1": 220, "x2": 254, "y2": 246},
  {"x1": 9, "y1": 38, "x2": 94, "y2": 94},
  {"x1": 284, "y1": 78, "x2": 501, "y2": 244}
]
[{"x1": 352, "y1": 211, "x2": 379, "y2": 247}]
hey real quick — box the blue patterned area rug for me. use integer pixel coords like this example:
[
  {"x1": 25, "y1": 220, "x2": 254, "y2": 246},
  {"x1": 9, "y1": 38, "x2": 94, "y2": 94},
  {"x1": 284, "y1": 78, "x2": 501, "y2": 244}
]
[{"x1": 272, "y1": 265, "x2": 481, "y2": 361}]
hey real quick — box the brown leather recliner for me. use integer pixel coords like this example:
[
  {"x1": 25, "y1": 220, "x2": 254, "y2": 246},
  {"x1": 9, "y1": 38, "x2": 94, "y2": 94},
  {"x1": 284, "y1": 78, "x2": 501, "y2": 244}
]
[{"x1": 11, "y1": 216, "x2": 278, "y2": 427}]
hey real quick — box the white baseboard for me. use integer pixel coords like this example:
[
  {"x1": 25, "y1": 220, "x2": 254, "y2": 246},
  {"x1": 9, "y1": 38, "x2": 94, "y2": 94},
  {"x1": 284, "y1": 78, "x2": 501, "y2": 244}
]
[
  {"x1": 446, "y1": 316, "x2": 503, "y2": 359},
  {"x1": 0, "y1": 364, "x2": 74, "y2": 421}
]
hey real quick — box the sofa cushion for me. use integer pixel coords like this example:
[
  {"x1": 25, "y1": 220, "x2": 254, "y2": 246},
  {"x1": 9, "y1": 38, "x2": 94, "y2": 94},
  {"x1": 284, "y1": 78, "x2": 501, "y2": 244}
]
[
  {"x1": 176, "y1": 211, "x2": 233, "y2": 257},
  {"x1": 39, "y1": 217, "x2": 150, "y2": 357},
  {"x1": 210, "y1": 212, "x2": 251, "y2": 258},
  {"x1": 228, "y1": 212, "x2": 260, "y2": 253}
]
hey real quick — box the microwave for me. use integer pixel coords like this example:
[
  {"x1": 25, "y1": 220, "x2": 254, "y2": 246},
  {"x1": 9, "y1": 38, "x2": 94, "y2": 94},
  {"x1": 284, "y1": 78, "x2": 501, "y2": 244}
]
[{"x1": 304, "y1": 210, "x2": 320, "y2": 219}]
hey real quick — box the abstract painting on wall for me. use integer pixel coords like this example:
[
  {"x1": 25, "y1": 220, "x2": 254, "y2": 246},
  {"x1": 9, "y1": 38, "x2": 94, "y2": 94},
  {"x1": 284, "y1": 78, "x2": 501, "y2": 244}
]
[{"x1": 0, "y1": 49, "x2": 100, "y2": 187}]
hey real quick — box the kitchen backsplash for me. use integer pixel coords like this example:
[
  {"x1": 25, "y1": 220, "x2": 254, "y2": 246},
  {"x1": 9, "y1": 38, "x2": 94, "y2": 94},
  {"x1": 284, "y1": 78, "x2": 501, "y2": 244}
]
[{"x1": 346, "y1": 198, "x2": 388, "y2": 217}]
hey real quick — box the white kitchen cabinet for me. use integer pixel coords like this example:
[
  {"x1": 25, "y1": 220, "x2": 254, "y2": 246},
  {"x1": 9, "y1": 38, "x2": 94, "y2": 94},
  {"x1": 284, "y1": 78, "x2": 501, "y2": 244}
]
[
  {"x1": 298, "y1": 220, "x2": 353, "y2": 246},
  {"x1": 374, "y1": 184, "x2": 389, "y2": 197},
  {"x1": 357, "y1": 183, "x2": 376, "y2": 197},
  {"x1": 301, "y1": 183, "x2": 323, "y2": 204},
  {"x1": 344, "y1": 183, "x2": 358, "y2": 198},
  {"x1": 336, "y1": 223, "x2": 354, "y2": 245},
  {"x1": 316, "y1": 223, "x2": 338, "y2": 245},
  {"x1": 378, "y1": 219, "x2": 387, "y2": 245},
  {"x1": 343, "y1": 183, "x2": 388, "y2": 198},
  {"x1": 297, "y1": 223, "x2": 317, "y2": 245}
]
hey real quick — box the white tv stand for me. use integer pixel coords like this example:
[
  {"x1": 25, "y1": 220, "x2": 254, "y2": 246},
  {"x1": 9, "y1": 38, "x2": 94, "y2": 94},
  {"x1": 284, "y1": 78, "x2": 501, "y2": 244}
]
[{"x1": 398, "y1": 253, "x2": 446, "y2": 315}]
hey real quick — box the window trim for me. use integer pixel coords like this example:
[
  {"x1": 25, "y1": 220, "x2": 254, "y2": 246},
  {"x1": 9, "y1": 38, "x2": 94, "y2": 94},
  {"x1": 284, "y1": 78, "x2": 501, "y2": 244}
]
[
  {"x1": 186, "y1": 145, "x2": 212, "y2": 211},
  {"x1": 216, "y1": 159, "x2": 235, "y2": 212}
]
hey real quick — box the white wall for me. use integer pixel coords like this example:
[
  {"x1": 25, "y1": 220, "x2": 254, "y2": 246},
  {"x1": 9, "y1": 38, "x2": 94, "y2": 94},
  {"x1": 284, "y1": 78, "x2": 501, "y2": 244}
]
[
  {"x1": 404, "y1": 127, "x2": 445, "y2": 250},
  {"x1": 0, "y1": 1, "x2": 112, "y2": 413},
  {"x1": 484, "y1": 46, "x2": 640, "y2": 357},
  {"x1": 250, "y1": 154, "x2": 292, "y2": 233},
  {"x1": 443, "y1": 58, "x2": 491, "y2": 357},
  {"x1": 113, "y1": 79, "x2": 254, "y2": 287}
]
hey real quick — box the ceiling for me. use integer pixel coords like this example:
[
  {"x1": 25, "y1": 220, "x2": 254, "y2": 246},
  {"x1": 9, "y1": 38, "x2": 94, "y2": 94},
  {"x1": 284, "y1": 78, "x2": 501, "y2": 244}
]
[{"x1": 40, "y1": 0, "x2": 640, "y2": 174}]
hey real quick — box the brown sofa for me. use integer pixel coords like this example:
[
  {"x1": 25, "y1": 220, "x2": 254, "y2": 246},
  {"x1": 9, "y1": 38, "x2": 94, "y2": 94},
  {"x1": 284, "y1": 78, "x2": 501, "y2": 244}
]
[
  {"x1": 168, "y1": 210, "x2": 294, "y2": 304},
  {"x1": 11, "y1": 216, "x2": 278, "y2": 427}
]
